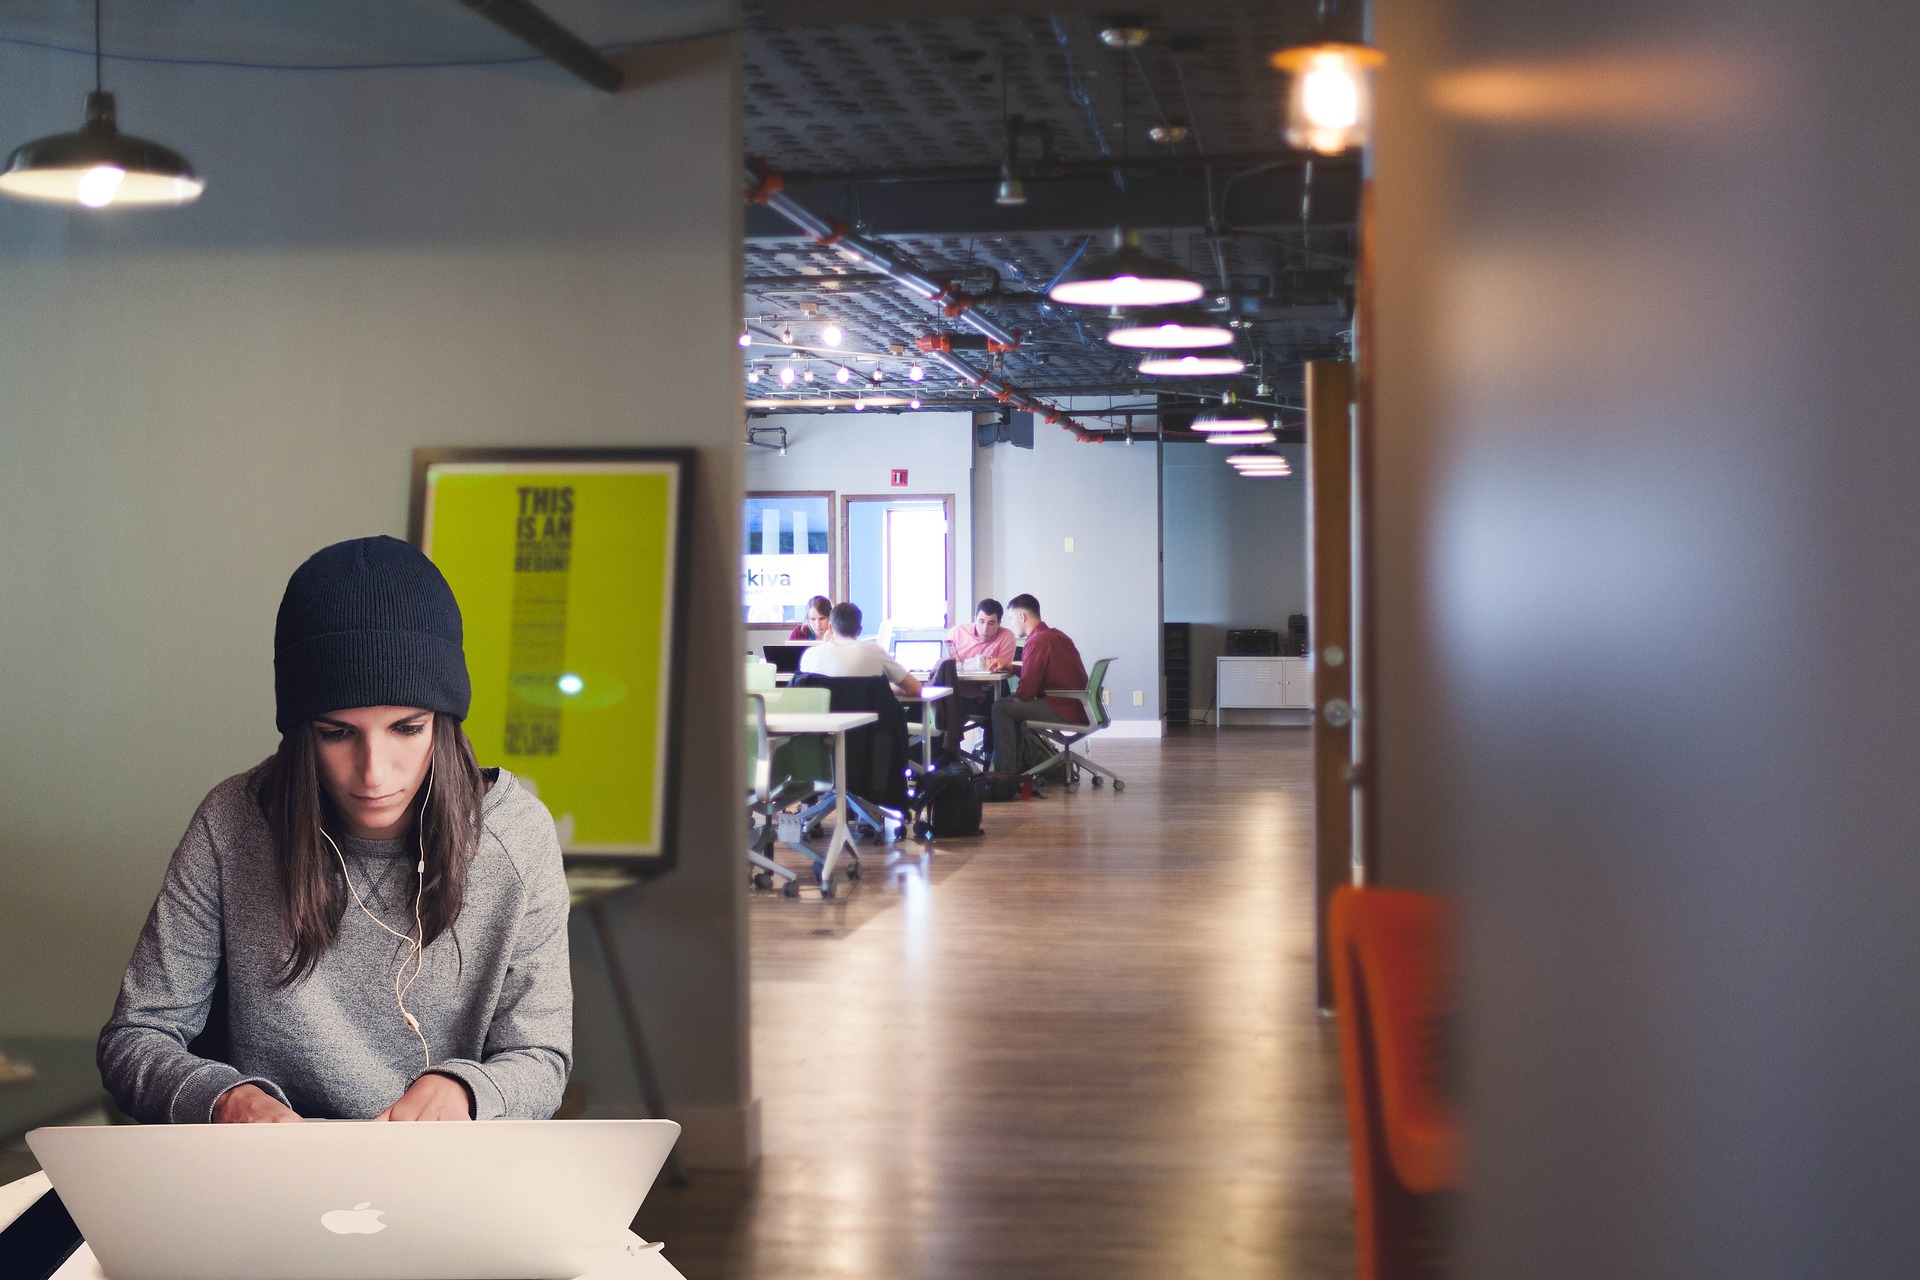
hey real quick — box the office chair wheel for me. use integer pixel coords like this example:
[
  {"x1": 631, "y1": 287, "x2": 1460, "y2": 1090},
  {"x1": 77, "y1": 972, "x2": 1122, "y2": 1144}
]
[
  {"x1": 752, "y1": 871, "x2": 772, "y2": 890},
  {"x1": 1113, "y1": 779, "x2": 1125, "y2": 792},
  {"x1": 913, "y1": 820, "x2": 932, "y2": 840},
  {"x1": 1091, "y1": 775, "x2": 1104, "y2": 789},
  {"x1": 781, "y1": 878, "x2": 800, "y2": 897},
  {"x1": 820, "y1": 880, "x2": 837, "y2": 899},
  {"x1": 847, "y1": 860, "x2": 862, "y2": 881},
  {"x1": 1066, "y1": 781, "x2": 1079, "y2": 793}
]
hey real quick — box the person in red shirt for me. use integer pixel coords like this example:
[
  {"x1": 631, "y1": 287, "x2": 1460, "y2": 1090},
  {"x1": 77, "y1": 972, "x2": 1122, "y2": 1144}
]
[
  {"x1": 787, "y1": 595, "x2": 832, "y2": 642},
  {"x1": 991, "y1": 593, "x2": 1089, "y2": 775}
]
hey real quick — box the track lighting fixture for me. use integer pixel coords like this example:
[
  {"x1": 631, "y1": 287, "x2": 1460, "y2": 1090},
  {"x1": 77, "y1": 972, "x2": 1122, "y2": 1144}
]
[
  {"x1": 821, "y1": 323, "x2": 844, "y2": 346},
  {"x1": 835, "y1": 366, "x2": 851, "y2": 383},
  {"x1": 0, "y1": 0, "x2": 203, "y2": 208}
]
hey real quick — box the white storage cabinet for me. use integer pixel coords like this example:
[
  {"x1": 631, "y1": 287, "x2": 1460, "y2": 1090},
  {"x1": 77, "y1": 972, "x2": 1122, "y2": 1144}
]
[{"x1": 1216, "y1": 655, "x2": 1313, "y2": 711}]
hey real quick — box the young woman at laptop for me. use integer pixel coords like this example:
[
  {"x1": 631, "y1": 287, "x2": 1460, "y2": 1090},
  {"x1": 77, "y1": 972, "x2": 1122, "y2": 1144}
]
[{"x1": 98, "y1": 537, "x2": 572, "y2": 1124}]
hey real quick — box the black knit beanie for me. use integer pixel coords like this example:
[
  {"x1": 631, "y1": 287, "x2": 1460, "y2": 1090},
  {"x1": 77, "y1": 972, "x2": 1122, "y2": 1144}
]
[{"x1": 273, "y1": 536, "x2": 472, "y2": 733}]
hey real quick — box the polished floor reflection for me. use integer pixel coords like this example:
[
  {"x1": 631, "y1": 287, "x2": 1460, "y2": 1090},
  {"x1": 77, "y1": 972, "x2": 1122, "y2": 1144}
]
[{"x1": 637, "y1": 729, "x2": 1353, "y2": 1279}]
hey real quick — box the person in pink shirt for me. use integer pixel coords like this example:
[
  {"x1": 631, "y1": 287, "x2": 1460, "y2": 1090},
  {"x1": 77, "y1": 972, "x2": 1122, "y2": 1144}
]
[
  {"x1": 946, "y1": 598, "x2": 1017, "y2": 669},
  {"x1": 938, "y1": 599, "x2": 1017, "y2": 757}
]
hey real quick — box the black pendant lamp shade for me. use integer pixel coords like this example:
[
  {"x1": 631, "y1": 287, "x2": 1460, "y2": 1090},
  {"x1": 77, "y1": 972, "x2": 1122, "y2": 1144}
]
[
  {"x1": 0, "y1": 90, "x2": 203, "y2": 208},
  {"x1": 1048, "y1": 226, "x2": 1206, "y2": 309}
]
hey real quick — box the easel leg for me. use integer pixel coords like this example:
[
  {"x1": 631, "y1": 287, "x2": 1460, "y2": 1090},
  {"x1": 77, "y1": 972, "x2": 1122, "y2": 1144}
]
[{"x1": 588, "y1": 899, "x2": 687, "y2": 1187}]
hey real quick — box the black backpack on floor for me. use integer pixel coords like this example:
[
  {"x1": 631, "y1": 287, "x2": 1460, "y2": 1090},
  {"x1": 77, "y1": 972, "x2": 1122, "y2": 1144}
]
[{"x1": 916, "y1": 762, "x2": 984, "y2": 837}]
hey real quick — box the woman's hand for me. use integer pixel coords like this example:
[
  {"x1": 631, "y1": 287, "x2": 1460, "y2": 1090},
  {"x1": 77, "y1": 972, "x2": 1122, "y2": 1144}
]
[
  {"x1": 213, "y1": 1082, "x2": 303, "y2": 1124},
  {"x1": 375, "y1": 1072, "x2": 474, "y2": 1121}
]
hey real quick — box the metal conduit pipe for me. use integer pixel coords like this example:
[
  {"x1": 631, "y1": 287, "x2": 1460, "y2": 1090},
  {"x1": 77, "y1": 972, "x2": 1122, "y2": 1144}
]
[{"x1": 747, "y1": 157, "x2": 1096, "y2": 439}]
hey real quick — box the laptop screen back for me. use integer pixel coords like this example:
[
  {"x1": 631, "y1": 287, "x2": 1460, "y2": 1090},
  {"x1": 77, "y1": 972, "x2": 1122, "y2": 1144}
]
[{"x1": 891, "y1": 640, "x2": 944, "y2": 673}]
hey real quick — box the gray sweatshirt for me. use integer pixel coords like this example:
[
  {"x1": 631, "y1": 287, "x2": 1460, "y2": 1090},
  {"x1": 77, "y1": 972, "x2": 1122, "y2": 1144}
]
[{"x1": 99, "y1": 766, "x2": 573, "y2": 1123}]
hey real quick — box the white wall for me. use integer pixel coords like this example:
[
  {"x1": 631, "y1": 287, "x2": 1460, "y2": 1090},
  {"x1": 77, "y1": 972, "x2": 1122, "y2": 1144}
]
[
  {"x1": 744, "y1": 410, "x2": 974, "y2": 633},
  {"x1": 0, "y1": 12, "x2": 755, "y2": 1164},
  {"x1": 973, "y1": 410, "x2": 1162, "y2": 728},
  {"x1": 1161, "y1": 441, "x2": 1308, "y2": 718}
]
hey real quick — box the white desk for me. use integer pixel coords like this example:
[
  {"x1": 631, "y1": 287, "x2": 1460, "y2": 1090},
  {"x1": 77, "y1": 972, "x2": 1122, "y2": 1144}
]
[
  {"x1": 759, "y1": 710, "x2": 878, "y2": 898},
  {"x1": 0, "y1": 1172, "x2": 686, "y2": 1280},
  {"x1": 896, "y1": 685, "x2": 953, "y2": 774}
]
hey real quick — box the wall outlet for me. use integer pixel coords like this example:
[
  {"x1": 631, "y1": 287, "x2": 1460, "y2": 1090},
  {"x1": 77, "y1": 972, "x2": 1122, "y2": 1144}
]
[
  {"x1": 1133, "y1": 690, "x2": 1144, "y2": 706},
  {"x1": 1100, "y1": 687, "x2": 1111, "y2": 706},
  {"x1": 1064, "y1": 536, "x2": 1075, "y2": 553}
]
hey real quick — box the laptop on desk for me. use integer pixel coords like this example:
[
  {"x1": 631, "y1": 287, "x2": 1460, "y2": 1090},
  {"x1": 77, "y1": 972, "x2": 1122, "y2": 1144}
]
[
  {"x1": 26, "y1": 1118, "x2": 679, "y2": 1280},
  {"x1": 762, "y1": 642, "x2": 813, "y2": 675},
  {"x1": 888, "y1": 639, "x2": 945, "y2": 680}
]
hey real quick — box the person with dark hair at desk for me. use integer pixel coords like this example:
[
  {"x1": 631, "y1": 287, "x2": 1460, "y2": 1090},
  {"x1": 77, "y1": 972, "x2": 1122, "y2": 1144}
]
[
  {"x1": 98, "y1": 537, "x2": 572, "y2": 1125},
  {"x1": 787, "y1": 595, "x2": 832, "y2": 642},
  {"x1": 990, "y1": 594, "x2": 1087, "y2": 775},
  {"x1": 798, "y1": 602, "x2": 922, "y2": 696},
  {"x1": 936, "y1": 597, "x2": 1017, "y2": 756}
]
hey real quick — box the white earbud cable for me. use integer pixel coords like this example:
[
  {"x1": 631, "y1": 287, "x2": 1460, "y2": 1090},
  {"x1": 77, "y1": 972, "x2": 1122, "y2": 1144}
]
[{"x1": 320, "y1": 760, "x2": 434, "y2": 1072}]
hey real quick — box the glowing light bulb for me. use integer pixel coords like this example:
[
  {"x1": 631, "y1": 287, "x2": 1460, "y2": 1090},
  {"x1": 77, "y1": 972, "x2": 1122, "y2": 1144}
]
[
  {"x1": 871, "y1": 369, "x2": 883, "y2": 382},
  {"x1": 779, "y1": 366, "x2": 795, "y2": 385},
  {"x1": 909, "y1": 364, "x2": 925, "y2": 382},
  {"x1": 76, "y1": 165, "x2": 125, "y2": 208},
  {"x1": 1272, "y1": 43, "x2": 1384, "y2": 155},
  {"x1": 748, "y1": 369, "x2": 760, "y2": 382},
  {"x1": 854, "y1": 398, "x2": 866, "y2": 411},
  {"x1": 803, "y1": 369, "x2": 814, "y2": 382},
  {"x1": 821, "y1": 323, "x2": 844, "y2": 346},
  {"x1": 557, "y1": 673, "x2": 584, "y2": 695},
  {"x1": 909, "y1": 397, "x2": 922, "y2": 409},
  {"x1": 738, "y1": 331, "x2": 752, "y2": 348},
  {"x1": 836, "y1": 366, "x2": 850, "y2": 383}
]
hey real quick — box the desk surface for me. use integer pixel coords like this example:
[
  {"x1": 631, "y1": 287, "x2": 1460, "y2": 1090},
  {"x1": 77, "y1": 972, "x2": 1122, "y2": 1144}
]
[
  {"x1": 0, "y1": 1038, "x2": 107, "y2": 1148},
  {"x1": 899, "y1": 685, "x2": 952, "y2": 702},
  {"x1": 762, "y1": 711, "x2": 879, "y2": 734},
  {"x1": 955, "y1": 670, "x2": 1013, "y2": 683}
]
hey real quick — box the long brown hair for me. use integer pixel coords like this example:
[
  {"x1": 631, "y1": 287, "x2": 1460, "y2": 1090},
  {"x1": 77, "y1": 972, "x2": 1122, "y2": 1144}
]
[{"x1": 253, "y1": 713, "x2": 484, "y2": 986}]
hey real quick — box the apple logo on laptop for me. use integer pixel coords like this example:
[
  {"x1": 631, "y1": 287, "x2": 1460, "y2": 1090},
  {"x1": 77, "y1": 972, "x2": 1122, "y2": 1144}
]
[{"x1": 320, "y1": 1203, "x2": 387, "y2": 1235}]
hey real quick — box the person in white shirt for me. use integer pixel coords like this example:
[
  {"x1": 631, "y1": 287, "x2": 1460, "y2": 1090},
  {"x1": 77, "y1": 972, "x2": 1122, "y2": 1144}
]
[{"x1": 797, "y1": 603, "x2": 923, "y2": 696}]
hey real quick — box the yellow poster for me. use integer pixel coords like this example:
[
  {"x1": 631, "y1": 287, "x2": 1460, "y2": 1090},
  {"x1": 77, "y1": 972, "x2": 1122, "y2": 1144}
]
[{"x1": 413, "y1": 453, "x2": 689, "y2": 861}]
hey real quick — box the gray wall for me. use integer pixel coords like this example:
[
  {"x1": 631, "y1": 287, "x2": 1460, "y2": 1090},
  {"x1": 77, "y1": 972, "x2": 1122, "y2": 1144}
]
[
  {"x1": 973, "y1": 410, "x2": 1161, "y2": 728},
  {"x1": 0, "y1": 11, "x2": 755, "y2": 1164},
  {"x1": 744, "y1": 410, "x2": 975, "y2": 635},
  {"x1": 1161, "y1": 441, "x2": 1307, "y2": 719},
  {"x1": 1376, "y1": 0, "x2": 1920, "y2": 1271}
]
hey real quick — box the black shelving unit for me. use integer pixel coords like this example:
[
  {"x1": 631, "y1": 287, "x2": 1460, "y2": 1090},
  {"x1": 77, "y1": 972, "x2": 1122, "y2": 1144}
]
[{"x1": 1163, "y1": 622, "x2": 1192, "y2": 725}]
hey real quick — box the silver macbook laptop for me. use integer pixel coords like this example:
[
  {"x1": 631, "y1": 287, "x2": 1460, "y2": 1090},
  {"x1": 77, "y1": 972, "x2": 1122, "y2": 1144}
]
[{"x1": 27, "y1": 1119, "x2": 679, "y2": 1280}]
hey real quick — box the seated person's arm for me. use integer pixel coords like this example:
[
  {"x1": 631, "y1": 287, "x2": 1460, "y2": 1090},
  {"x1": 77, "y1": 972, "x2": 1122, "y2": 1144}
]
[
  {"x1": 883, "y1": 652, "x2": 922, "y2": 697},
  {"x1": 1013, "y1": 643, "x2": 1044, "y2": 701}
]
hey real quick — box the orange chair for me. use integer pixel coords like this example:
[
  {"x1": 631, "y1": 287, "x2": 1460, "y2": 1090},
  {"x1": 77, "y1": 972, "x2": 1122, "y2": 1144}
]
[{"x1": 1329, "y1": 886, "x2": 1462, "y2": 1280}]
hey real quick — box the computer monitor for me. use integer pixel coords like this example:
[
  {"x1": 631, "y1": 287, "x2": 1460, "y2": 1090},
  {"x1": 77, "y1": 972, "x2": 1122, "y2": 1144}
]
[{"x1": 891, "y1": 639, "x2": 944, "y2": 675}]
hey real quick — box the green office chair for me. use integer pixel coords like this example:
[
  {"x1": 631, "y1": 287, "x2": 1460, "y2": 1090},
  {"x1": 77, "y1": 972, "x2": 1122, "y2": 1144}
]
[
  {"x1": 1017, "y1": 657, "x2": 1126, "y2": 793},
  {"x1": 746, "y1": 688, "x2": 831, "y2": 894}
]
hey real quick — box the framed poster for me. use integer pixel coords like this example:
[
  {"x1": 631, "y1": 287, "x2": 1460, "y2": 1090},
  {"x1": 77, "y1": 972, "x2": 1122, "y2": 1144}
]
[
  {"x1": 409, "y1": 447, "x2": 694, "y2": 865},
  {"x1": 743, "y1": 491, "x2": 835, "y2": 631}
]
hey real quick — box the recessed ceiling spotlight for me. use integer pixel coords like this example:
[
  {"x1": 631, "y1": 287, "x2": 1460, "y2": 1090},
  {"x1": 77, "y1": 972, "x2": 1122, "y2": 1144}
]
[
  {"x1": 1138, "y1": 350, "x2": 1246, "y2": 376},
  {"x1": 821, "y1": 322, "x2": 844, "y2": 346}
]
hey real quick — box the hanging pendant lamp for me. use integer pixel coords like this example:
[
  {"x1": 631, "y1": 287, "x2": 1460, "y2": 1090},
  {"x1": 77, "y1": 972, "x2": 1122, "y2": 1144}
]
[
  {"x1": 1138, "y1": 348, "x2": 1245, "y2": 377},
  {"x1": 0, "y1": 0, "x2": 203, "y2": 208},
  {"x1": 1193, "y1": 405, "x2": 1272, "y2": 433},
  {"x1": 1048, "y1": 32, "x2": 1203, "y2": 308},
  {"x1": 1050, "y1": 227, "x2": 1207, "y2": 308},
  {"x1": 1106, "y1": 307, "x2": 1235, "y2": 350}
]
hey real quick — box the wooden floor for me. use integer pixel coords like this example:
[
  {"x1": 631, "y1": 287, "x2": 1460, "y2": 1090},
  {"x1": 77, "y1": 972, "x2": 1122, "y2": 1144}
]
[{"x1": 636, "y1": 728, "x2": 1355, "y2": 1280}]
